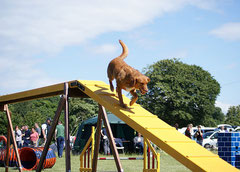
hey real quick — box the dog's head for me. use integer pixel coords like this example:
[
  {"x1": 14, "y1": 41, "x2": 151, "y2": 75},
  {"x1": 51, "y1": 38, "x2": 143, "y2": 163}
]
[{"x1": 135, "y1": 75, "x2": 150, "y2": 95}]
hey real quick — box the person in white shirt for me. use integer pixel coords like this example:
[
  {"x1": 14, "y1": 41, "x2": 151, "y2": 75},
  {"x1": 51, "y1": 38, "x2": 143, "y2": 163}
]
[
  {"x1": 15, "y1": 126, "x2": 22, "y2": 148},
  {"x1": 40, "y1": 117, "x2": 51, "y2": 146}
]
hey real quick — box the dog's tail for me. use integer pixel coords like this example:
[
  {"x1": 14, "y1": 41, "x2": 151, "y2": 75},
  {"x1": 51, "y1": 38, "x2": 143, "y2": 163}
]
[{"x1": 117, "y1": 40, "x2": 128, "y2": 60}]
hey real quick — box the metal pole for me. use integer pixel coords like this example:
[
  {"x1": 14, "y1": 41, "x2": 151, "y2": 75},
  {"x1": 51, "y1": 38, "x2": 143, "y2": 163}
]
[
  {"x1": 64, "y1": 83, "x2": 71, "y2": 172},
  {"x1": 4, "y1": 105, "x2": 22, "y2": 172},
  {"x1": 36, "y1": 96, "x2": 66, "y2": 172},
  {"x1": 92, "y1": 104, "x2": 103, "y2": 172},
  {"x1": 99, "y1": 105, "x2": 123, "y2": 172}
]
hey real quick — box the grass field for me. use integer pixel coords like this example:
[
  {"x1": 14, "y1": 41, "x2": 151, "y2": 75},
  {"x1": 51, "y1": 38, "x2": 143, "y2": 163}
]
[{"x1": 4, "y1": 150, "x2": 191, "y2": 172}]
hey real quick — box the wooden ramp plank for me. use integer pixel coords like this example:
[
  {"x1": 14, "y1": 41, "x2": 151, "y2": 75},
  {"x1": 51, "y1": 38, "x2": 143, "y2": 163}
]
[{"x1": 77, "y1": 80, "x2": 239, "y2": 172}]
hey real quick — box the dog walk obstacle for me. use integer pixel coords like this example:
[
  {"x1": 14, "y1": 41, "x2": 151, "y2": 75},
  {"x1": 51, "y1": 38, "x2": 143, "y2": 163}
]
[{"x1": 0, "y1": 80, "x2": 239, "y2": 172}]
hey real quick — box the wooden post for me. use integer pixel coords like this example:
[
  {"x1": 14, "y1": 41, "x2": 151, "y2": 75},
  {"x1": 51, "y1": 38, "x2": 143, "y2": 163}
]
[
  {"x1": 92, "y1": 104, "x2": 103, "y2": 172},
  {"x1": 99, "y1": 105, "x2": 123, "y2": 172},
  {"x1": 64, "y1": 83, "x2": 71, "y2": 172},
  {"x1": 143, "y1": 137, "x2": 147, "y2": 170},
  {"x1": 5, "y1": 106, "x2": 22, "y2": 172},
  {"x1": 36, "y1": 96, "x2": 66, "y2": 172},
  {"x1": 5, "y1": 113, "x2": 11, "y2": 172},
  {"x1": 4, "y1": 105, "x2": 22, "y2": 172}
]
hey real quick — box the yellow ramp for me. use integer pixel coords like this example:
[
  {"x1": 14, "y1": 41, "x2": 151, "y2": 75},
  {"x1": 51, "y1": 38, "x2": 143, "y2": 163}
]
[{"x1": 74, "y1": 80, "x2": 239, "y2": 172}]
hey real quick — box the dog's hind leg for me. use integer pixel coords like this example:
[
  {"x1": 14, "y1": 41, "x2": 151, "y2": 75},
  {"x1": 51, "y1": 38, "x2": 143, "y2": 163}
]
[{"x1": 129, "y1": 89, "x2": 138, "y2": 106}]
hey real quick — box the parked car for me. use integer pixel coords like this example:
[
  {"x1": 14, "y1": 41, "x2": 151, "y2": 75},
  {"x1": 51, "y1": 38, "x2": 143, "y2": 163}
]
[
  {"x1": 215, "y1": 124, "x2": 233, "y2": 132},
  {"x1": 178, "y1": 127, "x2": 215, "y2": 136},
  {"x1": 202, "y1": 131, "x2": 219, "y2": 149},
  {"x1": 234, "y1": 127, "x2": 240, "y2": 132}
]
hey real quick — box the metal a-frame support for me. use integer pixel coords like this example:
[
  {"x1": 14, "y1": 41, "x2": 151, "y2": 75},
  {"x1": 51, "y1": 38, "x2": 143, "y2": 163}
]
[
  {"x1": 36, "y1": 82, "x2": 71, "y2": 172},
  {"x1": 0, "y1": 104, "x2": 23, "y2": 172},
  {"x1": 92, "y1": 104, "x2": 123, "y2": 172}
]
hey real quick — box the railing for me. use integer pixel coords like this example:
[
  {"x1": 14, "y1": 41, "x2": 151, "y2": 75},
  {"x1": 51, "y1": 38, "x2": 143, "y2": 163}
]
[
  {"x1": 143, "y1": 137, "x2": 160, "y2": 172},
  {"x1": 79, "y1": 126, "x2": 95, "y2": 172}
]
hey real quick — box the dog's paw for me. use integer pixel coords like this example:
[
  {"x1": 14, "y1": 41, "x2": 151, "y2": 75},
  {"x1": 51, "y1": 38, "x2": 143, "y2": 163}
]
[
  {"x1": 120, "y1": 103, "x2": 128, "y2": 109},
  {"x1": 110, "y1": 85, "x2": 114, "y2": 92}
]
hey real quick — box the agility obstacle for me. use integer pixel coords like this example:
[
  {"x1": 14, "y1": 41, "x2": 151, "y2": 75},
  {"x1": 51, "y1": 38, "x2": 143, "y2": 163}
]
[
  {"x1": 1, "y1": 80, "x2": 239, "y2": 171},
  {"x1": 79, "y1": 123, "x2": 160, "y2": 172},
  {"x1": 0, "y1": 136, "x2": 56, "y2": 171}
]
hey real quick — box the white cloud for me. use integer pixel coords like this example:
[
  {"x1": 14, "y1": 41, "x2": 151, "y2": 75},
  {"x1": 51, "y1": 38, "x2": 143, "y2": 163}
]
[
  {"x1": 0, "y1": 56, "x2": 59, "y2": 94},
  {"x1": 91, "y1": 44, "x2": 118, "y2": 55},
  {"x1": 215, "y1": 101, "x2": 232, "y2": 114},
  {"x1": 210, "y1": 22, "x2": 240, "y2": 41},
  {"x1": 0, "y1": 0, "x2": 222, "y2": 93}
]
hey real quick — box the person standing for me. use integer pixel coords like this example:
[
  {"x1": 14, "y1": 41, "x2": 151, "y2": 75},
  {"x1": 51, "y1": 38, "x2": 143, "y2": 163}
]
[
  {"x1": 194, "y1": 125, "x2": 203, "y2": 146},
  {"x1": 34, "y1": 123, "x2": 41, "y2": 147},
  {"x1": 55, "y1": 121, "x2": 65, "y2": 158},
  {"x1": 185, "y1": 124, "x2": 192, "y2": 139},
  {"x1": 41, "y1": 117, "x2": 51, "y2": 146},
  {"x1": 23, "y1": 126, "x2": 31, "y2": 147},
  {"x1": 30, "y1": 128, "x2": 39, "y2": 147},
  {"x1": 101, "y1": 126, "x2": 110, "y2": 155},
  {"x1": 15, "y1": 126, "x2": 22, "y2": 148}
]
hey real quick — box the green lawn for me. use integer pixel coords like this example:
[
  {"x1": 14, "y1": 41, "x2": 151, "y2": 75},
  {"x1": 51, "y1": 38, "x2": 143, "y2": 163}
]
[{"x1": 5, "y1": 151, "x2": 190, "y2": 172}]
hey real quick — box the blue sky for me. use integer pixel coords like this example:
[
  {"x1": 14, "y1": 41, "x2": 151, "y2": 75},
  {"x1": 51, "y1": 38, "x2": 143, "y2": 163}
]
[{"x1": 0, "y1": 0, "x2": 239, "y2": 113}]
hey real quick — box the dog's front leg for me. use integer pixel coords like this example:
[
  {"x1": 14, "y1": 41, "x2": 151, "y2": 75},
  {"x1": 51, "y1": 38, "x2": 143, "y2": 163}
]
[
  {"x1": 129, "y1": 89, "x2": 138, "y2": 106},
  {"x1": 116, "y1": 86, "x2": 127, "y2": 108},
  {"x1": 109, "y1": 80, "x2": 114, "y2": 92}
]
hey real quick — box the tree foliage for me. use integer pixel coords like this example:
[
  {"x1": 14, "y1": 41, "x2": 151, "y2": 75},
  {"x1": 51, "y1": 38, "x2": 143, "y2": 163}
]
[
  {"x1": 138, "y1": 59, "x2": 222, "y2": 127},
  {"x1": 225, "y1": 105, "x2": 240, "y2": 126},
  {"x1": 0, "y1": 97, "x2": 98, "y2": 135}
]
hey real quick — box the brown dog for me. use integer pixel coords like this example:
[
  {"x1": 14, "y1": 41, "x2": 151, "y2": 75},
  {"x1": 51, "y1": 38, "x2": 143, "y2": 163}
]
[{"x1": 107, "y1": 40, "x2": 150, "y2": 108}]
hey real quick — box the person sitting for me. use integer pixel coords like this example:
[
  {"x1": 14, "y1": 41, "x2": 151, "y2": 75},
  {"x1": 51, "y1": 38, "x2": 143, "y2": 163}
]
[
  {"x1": 133, "y1": 133, "x2": 143, "y2": 154},
  {"x1": 114, "y1": 138, "x2": 123, "y2": 147}
]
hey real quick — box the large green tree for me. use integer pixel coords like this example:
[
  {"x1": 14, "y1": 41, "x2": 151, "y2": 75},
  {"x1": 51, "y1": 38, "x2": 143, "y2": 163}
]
[
  {"x1": 69, "y1": 98, "x2": 98, "y2": 135},
  {"x1": 138, "y1": 59, "x2": 221, "y2": 127},
  {"x1": 225, "y1": 105, "x2": 240, "y2": 126}
]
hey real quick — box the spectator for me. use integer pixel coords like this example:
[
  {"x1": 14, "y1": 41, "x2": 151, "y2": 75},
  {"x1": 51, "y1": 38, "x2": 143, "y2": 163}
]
[
  {"x1": 185, "y1": 124, "x2": 192, "y2": 139},
  {"x1": 21, "y1": 125, "x2": 25, "y2": 146},
  {"x1": 133, "y1": 133, "x2": 144, "y2": 154},
  {"x1": 174, "y1": 123, "x2": 179, "y2": 130},
  {"x1": 15, "y1": 126, "x2": 22, "y2": 148},
  {"x1": 55, "y1": 121, "x2": 65, "y2": 158},
  {"x1": 30, "y1": 128, "x2": 39, "y2": 147},
  {"x1": 41, "y1": 117, "x2": 52, "y2": 146},
  {"x1": 189, "y1": 124, "x2": 194, "y2": 138},
  {"x1": 34, "y1": 123, "x2": 41, "y2": 147},
  {"x1": 23, "y1": 126, "x2": 31, "y2": 147},
  {"x1": 101, "y1": 126, "x2": 110, "y2": 155},
  {"x1": 219, "y1": 126, "x2": 225, "y2": 133},
  {"x1": 21, "y1": 126, "x2": 25, "y2": 133},
  {"x1": 194, "y1": 125, "x2": 203, "y2": 146},
  {"x1": 114, "y1": 138, "x2": 123, "y2": 147}
]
